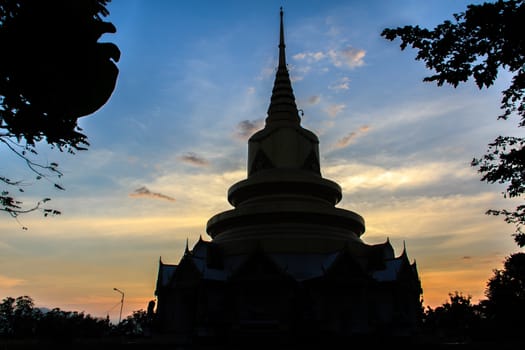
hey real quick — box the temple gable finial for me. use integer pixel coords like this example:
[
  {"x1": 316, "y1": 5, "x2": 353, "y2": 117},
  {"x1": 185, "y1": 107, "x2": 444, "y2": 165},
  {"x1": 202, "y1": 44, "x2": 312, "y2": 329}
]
[
  {"x1": 265, "y1": 7, "x2": 300, "y2": 125},
  {"x1": 184, "y1": 238, "x2": 190, "y2": 255}
]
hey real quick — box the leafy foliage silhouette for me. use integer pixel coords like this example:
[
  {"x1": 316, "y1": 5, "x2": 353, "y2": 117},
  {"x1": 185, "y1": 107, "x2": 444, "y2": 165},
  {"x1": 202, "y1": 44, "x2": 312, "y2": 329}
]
[
  {"x1": 480, "y1": 252, "x2": 525, "y2": 337},
  {"x1": 0, "y1": 295, "x2": 112, "y2": 339},
  {"x1": 0, "y1": 0, "x2": 120, "y2": 226},
  {"x1": 0, "y1": 295, "x2": 156, "y2": 341},
  {"x1": 422, "y1": 292, "x2": 480, "y2": 343},
  {"x1": 381, "y1": 0, "x2": 525, "y2": 246}
]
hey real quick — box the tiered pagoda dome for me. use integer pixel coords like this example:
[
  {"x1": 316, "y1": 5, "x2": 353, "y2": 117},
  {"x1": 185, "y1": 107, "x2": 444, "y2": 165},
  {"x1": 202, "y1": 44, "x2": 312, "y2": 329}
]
[{"x1": 207, "y1": 9, "x2": 365, "y2": 255}]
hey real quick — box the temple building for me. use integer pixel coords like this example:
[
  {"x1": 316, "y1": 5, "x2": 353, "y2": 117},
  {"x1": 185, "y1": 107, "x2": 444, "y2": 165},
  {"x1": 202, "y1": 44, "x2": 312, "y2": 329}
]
[{"x1": 154, "y1": 9, "x2": 422, "y2": 345}]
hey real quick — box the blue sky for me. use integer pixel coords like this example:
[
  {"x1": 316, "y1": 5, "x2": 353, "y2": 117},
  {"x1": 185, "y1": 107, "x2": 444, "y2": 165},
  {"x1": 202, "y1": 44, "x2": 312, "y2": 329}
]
[{"x1": 1, "y1": 0, "x2": 521, "y2": 322}]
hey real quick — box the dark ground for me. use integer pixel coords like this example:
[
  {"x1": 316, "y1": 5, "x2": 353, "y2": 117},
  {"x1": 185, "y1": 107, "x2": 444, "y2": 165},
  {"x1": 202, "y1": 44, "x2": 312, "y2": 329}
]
[{"x1": 2, "y1": 335, "x2": 525, "y2": 350}]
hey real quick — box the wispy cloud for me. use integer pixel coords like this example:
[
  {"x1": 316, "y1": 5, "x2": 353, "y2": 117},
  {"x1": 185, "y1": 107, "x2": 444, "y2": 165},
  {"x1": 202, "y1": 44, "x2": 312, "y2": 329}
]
[
  {"x1": 325, "y1": 103, "x2": 346, "y2": 117},
  {"x1": 234, "y1": 119, "x2": 264, "y2": 140},
  {"x1": 293, "y1": 51, "x2": 326, "y2": 62},
  {"x1": 258, "y1": 66, "x2": 275, "y2": 80},
  {"x1": 328, "y1": 47, "x2": 366, "y2": 68},
  {"x1": 179, "y1": 152, "x2": 210, "y2": 167},
  {"x1": 307, "y1": 95, "x2": 321, "y2": 105},
  {"x1": 333, "y1": 125, "x2": 370, "y2": 149},
  {"x1": 129, "y1": 186, "x2": 176, "y2": 202},
  {"x1": 324, "y1": 161, "x2": 471, "y2": 194},
  {"x1": 329, "y1": 76, "x2": 350, "y2": 91},
  {"x1": 293, "y1": 46, "x2": 366, "y2": 70}
]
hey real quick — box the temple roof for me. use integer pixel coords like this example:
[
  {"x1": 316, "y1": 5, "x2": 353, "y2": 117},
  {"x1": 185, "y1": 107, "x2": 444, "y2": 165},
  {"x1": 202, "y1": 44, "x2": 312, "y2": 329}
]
[{"x1": 157, "y1": 239, "x2": 415, "y2": 286}]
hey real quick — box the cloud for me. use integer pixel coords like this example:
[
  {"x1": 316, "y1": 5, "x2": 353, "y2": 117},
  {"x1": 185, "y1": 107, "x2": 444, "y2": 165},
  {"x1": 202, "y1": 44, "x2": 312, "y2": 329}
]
[
  {"x1": 329, "y1": 76, "x2": 350, "y2": 91},
  {"x1": 179, "y1": 152, "x2": 210, "y2": 166},
  {"x1": 234, "y1": 119, "x2": 264, "y2": 140},
  {"x1": 294, "y1": 65, "x2": 311, "y2": 75},
  {"x1": 289, "y1": 64, "x2": 309, "y2": 82},
  {"x1": 325, "y1": 103, "x2": 346, "y2": 117},
  {"x1": 129, "y1": 186, "x2": 175, "y2": 202},
  {"x1": 323, "y1": 161, "x2": 472, "y2": 195},
  {"x1": 258, "y1": 66, "x2": 275, "y2": 80},
  {"x1": 335, "y1": 132, "x2": 357, "y2": 149},
  {"x1": 307, "y1": 95, "x2": 321, "y2": 105},
  {"x1": 328, "y1": 47, "x2": 366, "y2": 68},
  {"x1": 333, "y1": 125, "x2": 370, "y2": 149},
  {"x1": 293, "y1": 47, "x2": 366, "y2": 70},
  {"x1": 293, "y1": 51, "x2": 326, "y2": 62}
]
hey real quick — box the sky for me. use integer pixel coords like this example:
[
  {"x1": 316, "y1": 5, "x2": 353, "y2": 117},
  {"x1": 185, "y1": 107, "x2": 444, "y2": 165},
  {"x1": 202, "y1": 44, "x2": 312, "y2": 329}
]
[{"x1": 1, "y1": 0, "x2": 522, "y2": 323}]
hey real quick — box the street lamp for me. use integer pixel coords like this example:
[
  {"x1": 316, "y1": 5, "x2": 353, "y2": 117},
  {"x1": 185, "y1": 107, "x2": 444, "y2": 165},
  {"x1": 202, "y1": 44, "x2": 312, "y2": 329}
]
[{"x1": 113, "y1": 287, "x2": 124, "y2": 324}]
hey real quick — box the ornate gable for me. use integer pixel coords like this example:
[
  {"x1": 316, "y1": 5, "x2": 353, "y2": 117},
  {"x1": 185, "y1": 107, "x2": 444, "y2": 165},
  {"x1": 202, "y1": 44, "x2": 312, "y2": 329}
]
[
  {"x1": 172, "y1": 251, "x2": 202, "y2": 286},
  {"x1": 229, "y1": 247, "x2": 293, "y2": 283},
  {"x1": 155, "y1": 258, "x2": 177, "y2": 295},
  {"x1": 323, "y1": 247, "x2": 368, "y2": 284}
]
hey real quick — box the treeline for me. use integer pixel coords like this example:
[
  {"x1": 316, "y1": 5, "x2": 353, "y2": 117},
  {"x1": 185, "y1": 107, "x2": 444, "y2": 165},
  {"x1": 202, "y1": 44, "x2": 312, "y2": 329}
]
[
  {"x1": 0, "y1": 296, "x2": 150, "y2": 341},
  {"x1": 1, "y1": 252, "x2": 524, "y2": 344}
]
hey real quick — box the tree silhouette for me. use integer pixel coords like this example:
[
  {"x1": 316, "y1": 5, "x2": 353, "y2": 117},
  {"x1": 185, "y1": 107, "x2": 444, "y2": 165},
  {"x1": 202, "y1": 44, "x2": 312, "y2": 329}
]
[
  {"x1": 0, "y1": 296, "x2": 15, "y2": 336},
  {"x1": 0, "y1": 0, "x2": 120, "y2": 225},
  {"x1": 422, "y1": 291, "x2": 481, "y2": 343},
  {"x1": 0, "y1": 295, "x2": 41, "y2": 338},
  {"x1": 381, "y1": 0, "x2": 525, "y2": 247},
  {"x1": 0, "y1": 295, "x2": 112, "y2": 340},
  {"x1": 479, "y1": 252, "x2": 525, "y2": 339}
]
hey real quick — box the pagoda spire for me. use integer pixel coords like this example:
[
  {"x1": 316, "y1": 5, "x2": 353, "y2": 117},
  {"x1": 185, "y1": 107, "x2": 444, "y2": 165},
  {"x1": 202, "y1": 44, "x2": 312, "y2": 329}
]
[
  {"x1": 278, "y1": 6, "x2": 286, "y2": 70},
  {"x1": 266, "y1": 7, "x2": 300, "y2": 125}
]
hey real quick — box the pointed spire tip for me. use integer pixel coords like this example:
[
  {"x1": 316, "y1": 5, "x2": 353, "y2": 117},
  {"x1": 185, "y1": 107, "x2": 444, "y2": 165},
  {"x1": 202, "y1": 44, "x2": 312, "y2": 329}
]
[{"x1": 266, "y1": 7, "x2": 301, "y2": 125}]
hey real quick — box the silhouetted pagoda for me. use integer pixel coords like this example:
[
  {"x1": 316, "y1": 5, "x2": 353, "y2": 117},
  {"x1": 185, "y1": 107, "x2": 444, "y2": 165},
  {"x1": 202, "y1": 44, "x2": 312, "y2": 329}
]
[{"x1": 154, "y1": 9, "x2": 422, "y2": 345}]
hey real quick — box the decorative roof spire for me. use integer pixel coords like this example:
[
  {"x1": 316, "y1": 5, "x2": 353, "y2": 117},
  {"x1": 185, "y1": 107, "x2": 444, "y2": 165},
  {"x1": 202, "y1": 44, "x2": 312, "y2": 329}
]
[
  {"x1": 266, "y1": 7, "x2": 300, "y2": 125},
  {"x1": 184, "y1": 238, "x2": 190, "y2": 255}
]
